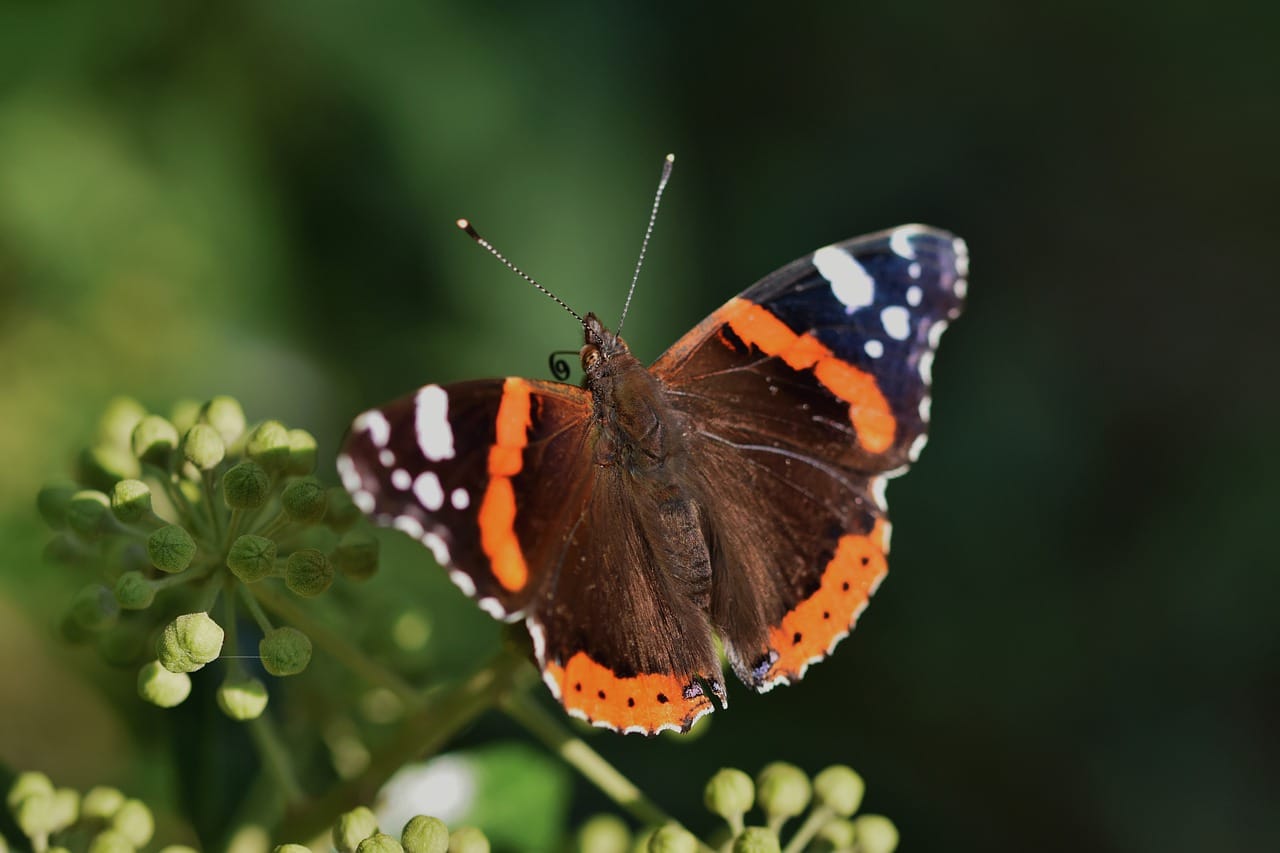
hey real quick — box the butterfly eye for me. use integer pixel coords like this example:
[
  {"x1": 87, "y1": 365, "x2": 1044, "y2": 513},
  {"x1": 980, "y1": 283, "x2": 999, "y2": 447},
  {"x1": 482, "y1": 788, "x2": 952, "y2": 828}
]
[{"x1": 581, "y1": 346, "x2": 602, "y2": 371}]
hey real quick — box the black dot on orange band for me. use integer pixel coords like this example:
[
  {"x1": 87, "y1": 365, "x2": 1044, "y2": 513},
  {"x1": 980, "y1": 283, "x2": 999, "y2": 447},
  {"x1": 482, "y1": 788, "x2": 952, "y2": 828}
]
[
  {"x1": 841, "y1": 581, "x2": 850, "y2": 591},
  {"x1": 792, "y1": 632, "x2": 803, "y2": 644},
  {"x1": 574, "y1": 682, "x2": 582, "y2": 692},
  {"x1": 627, "y1": 697, "x2": 635, "y2": 707},
  {"x1": 822, "y1": 611, "x2": 830, "y2": 620},
  {"x1": 861, "y1": 556, "x2": 870, "y2": 566},
  {"x1": 657, "y1": 693, "x2": 669, "y2": 704},
  {"x1": 597, "y1": 690, "x2": 606, "y2": 700}
]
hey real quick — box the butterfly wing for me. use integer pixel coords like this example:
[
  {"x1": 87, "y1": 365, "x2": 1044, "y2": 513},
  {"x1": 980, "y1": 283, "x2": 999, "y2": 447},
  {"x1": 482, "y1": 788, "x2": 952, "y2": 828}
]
[
  {"x1": 339, "y1": 376, "x2": 724, "y2": 734},
  {"x1": 338, "y1": 377, "x2": 592, "y2": 620},
  {"x1": 653, "y1": 225, "x2": 967, "y2": 689}
]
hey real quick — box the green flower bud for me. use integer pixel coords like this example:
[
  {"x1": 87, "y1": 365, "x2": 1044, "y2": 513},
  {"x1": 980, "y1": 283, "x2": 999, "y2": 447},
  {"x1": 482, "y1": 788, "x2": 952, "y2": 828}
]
[
  {"x1": 158, "y1": 847, "x2": 201, "y2": 853},
  {"x1": 147, "y1": 524, "x2": 196, "y2": 573},
  {"x1": 68, "y1": 489, "x2": 112, "y2": 537},
  {"x1": 181, "y1": 424, "x2": 225, "y2": 471},
  {"x1": 447, "y1": 828, "x2": 489, "y2": 853},
  {"x1": 158, "y1": 612, "x2": 224, "y2": 673},
  {"x1": 246, "y1": 421, "x2": 291, "y2": 472},
  {"x1": 98, "y1": 396, "x2": 147, "y2": 448},
  {"x1": 131, "y1": 415, "x2": 180, "y2": 464},
  {"x1": 282, "y1": 478, "x2": 327, "y2": 524},
  {"x1": 357, "y1": 834, "x2": 404, "y2": 853},
  {"x1": 391, "y1": 609, "x2": 431, "y2": 652},
  {"x1": 170, "y1": 399, "x2": 201, "y2": 435},
  {"x1": 756, "y1": 763, "x2": 810, "y2": 826},
  {"x1": 816, "y1": 819, "x2": 855, "y2": 849},
  {"x1": 333, "y1": 805, "x2": 380, "y2": 853},
  {"x1": 69, "y1": 584, "x2": 121, "y2": 632},
  {"x1": 7, "y1": 770, "x2": 54, "y2": 809},
  {"x1": 110, "y1": 798, "x2": 154, "y2": 846},
  {"x1": 201, "y1": 396, "x2": 247, "y2": 445},
  {"x1": 14, "y1": 790, "x2": 58, "y2": 838},
  {"x1": 260, "y1": 627, "x2": 312, "y2": 676},
  {"x1": 285, "y1": 549, "x2": 333, "y2": 597},
  {"x1": 576, "y1": 814, "x2": 629, "y2": 853},
  {"x1": 49, "y1": 787, "x2": 80, "y2": 832},
  {"x1": 648, "y1": 825, "x2": 697, "y2": 853},
  {"x1": 37, "y1": 482, "x2": 78, "y2": 528},
  {"x1": 287, "y1": 429, "x2": 318, "y2": 475},
  {"x1": 334, "y1": 530, "x2": 380, "y2": 581},
  {"x1": 732, "y1": 828, "x2": 779, "y2": 853},
  {"x1": 79, "y1": 445, "x2": 141, "y2": 491},
  {"x1": 222, "y1": 461, "x2": 270, "y2": 510},
  {"x1": 114, "y1": 572, "x2": 156, "y2": 610},
  {"x1": 705, "y1": 768, "x2": 754, "y2": 825},
  {"x1": 325, "y1": 486, "x2": 361, "y2": 532},
  {"x1": 82, "y1": 785, "x2": 126, "y2": 820},
  {"x1": 227, "y1": 534, "x2": 277, "y2": 583},
  {"x1": 812, "y1": 766, "x2": 864, "y2": 817},
  {"x1": 110, "y1": 479, "x2": 153, "y2": 523},
  {"x1": 851, "y1": 815, "x2": 897, "y2": 853},
  {"x1": 88, "y1": 828, "x2": 137, "y2": 853},
  {"x1": 274, "y1": 847, "x2": 313, "y2": 853},
  {"x1": 138, "y1": 660, "x2": 192, "y2": 707},
  {"x1": 217, "y1": 674, "x2": 269, "y2": 721},
  {"x1": 402, "y1": 815, "x2": 450, "y2": 853}
]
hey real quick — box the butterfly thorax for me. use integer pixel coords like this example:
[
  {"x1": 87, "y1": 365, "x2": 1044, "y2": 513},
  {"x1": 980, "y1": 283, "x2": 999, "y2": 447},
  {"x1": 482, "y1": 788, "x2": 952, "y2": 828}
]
[{"x1": 580, "y1": 313, "x2": 682, "y2": 474}]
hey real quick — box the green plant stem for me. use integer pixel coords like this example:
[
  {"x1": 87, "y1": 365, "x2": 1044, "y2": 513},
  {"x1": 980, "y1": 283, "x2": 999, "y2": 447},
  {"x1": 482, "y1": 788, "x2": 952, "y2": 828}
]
[
  {"x1": 238, "y1": 585, "x2": 275, "y2": 633},
  {"x1": 249, "y1": 713, "x2": 306, "y2": 806},
  {"x1": 248, "y1": 582, "x2": 420, "y2": 705},
  {"x1": 501, "y1": 687, "x2": 697, "y2": 841},
  {"x1": 782, "y1": 805, "x2": 835, "y2": 853},
  {"x1": 277, "y1": 647, "x2": 530, "y2": 841}
]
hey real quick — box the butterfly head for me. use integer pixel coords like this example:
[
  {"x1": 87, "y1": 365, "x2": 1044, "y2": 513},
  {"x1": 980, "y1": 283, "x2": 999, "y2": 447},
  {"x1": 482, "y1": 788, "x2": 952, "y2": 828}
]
[{"x1": 580, "y1": 312, "x2": 631, "y2": 376}]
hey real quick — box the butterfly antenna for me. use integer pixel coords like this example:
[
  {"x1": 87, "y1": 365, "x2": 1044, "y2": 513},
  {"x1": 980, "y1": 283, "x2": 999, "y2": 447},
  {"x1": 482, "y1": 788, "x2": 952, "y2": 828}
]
[
  {"x1": 456, "y1": 218, "x2": 586, "y2": 328},
  {"x1": 616, "y1": 153, "x2": 675, "y2": 334}
]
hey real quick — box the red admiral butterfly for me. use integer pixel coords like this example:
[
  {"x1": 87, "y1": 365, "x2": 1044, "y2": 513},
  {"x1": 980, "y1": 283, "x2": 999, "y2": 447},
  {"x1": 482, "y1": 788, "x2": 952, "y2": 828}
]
[{"x1": 338, "y1": 160, "x2": 967, "y2": 734}]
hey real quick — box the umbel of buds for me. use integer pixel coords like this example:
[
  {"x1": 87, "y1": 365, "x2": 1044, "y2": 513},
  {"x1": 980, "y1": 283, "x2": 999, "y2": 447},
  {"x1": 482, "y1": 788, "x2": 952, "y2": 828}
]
[
  {"x1": 587, "y1": 762, "x2": 898, "y2": 853},
  {"x1": 38, "y1": 395, "x2": 379, "y2": 721}
]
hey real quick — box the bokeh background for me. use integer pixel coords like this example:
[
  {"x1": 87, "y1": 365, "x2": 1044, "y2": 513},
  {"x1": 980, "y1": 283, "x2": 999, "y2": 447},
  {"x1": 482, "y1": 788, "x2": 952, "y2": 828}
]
[{"x1": 1, "y1": 2, "x2": 1276, "y2": 851}]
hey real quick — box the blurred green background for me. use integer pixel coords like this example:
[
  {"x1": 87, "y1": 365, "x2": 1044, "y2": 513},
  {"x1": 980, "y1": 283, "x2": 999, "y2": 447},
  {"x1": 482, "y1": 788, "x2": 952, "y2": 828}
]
[{"x1": 1, "y1": 2, "x2": 1276, "y2": 851}]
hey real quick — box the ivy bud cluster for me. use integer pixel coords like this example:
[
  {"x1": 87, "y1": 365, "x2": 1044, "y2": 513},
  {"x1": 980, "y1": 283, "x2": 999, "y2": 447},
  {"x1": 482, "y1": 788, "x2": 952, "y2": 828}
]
[
  {"x1": 5, "y1": 771, "x2": 195, "y2": 853},
  {"x1": 272, "y1": 806, "x2": 489, "y2": 853},
  {"x1": 38, "y1": 395, "x2": 380, "y2": 721},
  {"x1": 576, "y1": 763, "x2": 897, "y2": 853}
]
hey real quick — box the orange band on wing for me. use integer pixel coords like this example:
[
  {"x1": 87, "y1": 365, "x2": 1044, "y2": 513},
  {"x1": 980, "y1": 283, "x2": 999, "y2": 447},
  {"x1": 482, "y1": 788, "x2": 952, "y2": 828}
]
[
  {"x1": 478, "y1": 378, "x2": 533, "y2": 591},
  {"x1": 766, "y1": 520, "x2": 889, "y2": 682},
  {"x1": 718, "y1": 298, "x2": 895, "y2": 454},
  {"x1": 543, "y1": 652, "x2": 714, "y2": 734}
]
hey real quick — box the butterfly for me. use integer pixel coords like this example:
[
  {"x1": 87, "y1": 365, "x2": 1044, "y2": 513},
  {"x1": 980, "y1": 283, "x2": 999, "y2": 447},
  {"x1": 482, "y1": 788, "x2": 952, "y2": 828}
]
[{"x1": 338, "y1": 164, "x2": 966, "y2": 735}]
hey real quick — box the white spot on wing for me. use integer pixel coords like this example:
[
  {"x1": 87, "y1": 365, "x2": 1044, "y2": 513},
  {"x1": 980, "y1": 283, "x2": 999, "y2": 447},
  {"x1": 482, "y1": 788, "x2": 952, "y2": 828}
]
[
  {"x1": 814, "y1": 246, "x2": 875, "y2": 313},
  {"x1": 881, "y1": 305, "x2": 912, "y2": 341},
  {"x1": 955, "y1": 277, "x2": 969, "y2": 299},
  {"x1": 477, "y1": 597, "x2": 506, "y2": 619},
  {"x1": 919, "y1": 395, "x2": 932, "y2": 421},
  {"x1": 871, "y1": 476, "x2": 888, "y2": 510},
  {"x1": 890, "y1": 228, "x2": 916, "y2": 259},
  {"x1": 928, "y1": 319, "x2": 949, "y2": 349},
  {"x1": 447, "y1": 568, "x2": 474, "y2": 595},
  {"x1": 353, "y1": 410, "x2": 391, "y2": 448},
  {"x1": 336, "y1": 454, "x2": 362, "y2": 494},
  {"x1": 906, "y1": 285, "x2": 923, "y2": 306},
  {"x1": 864, "y1": 339, "x2": 884, "y2": 359},
  {"x1": 415, "y1": 385, "x2": 455, "y2": 461},
  {"x1": 451, "y1": 488, "x2": 470, "y2": 510},
  {"x1": 394, "y1": 515, "x2": 424, "y2": 539},
  {"x1": 908, "y1": 433, "x2": 929, "y2": 462},
  {"x1": 908, "y1": 261, "x2": 922, "y2": 279},
  {"x1": 353, "y1": 491, "x2": 375, "y2": 513},
  {"x1": 954, "y1": 237, "x2": 970, "y2": 276},
  {"x1": 919, "y1": 350, "x2": 935, "y2": 384},
  {"x1": 379, "y1": 449, "x2": 396, "y2": 467},
  {"x1": 391, "y1": 469, "x2": 412, "y2": 491},
  {"x1": 413, "y1": 472, "x2": 444, "y2": 511},
  {"x1": 424, "y1": 532, "x2": 451, "y2": 565}
]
